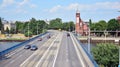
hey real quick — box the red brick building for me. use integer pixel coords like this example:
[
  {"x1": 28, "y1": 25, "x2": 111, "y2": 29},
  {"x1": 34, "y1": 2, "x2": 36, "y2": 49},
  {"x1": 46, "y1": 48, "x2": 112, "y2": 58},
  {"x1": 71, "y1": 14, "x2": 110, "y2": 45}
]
[
  {"x1": 75, "y1": 10, "x2": 89, "y2": 36},
  {"x1": 117, "y1": 16, "x2": 120, "y2": 24}
]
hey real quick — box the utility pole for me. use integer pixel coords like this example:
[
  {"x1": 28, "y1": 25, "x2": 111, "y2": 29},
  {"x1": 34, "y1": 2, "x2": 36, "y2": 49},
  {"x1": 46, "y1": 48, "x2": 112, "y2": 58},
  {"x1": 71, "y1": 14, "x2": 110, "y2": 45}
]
[
  {"x1": 37, "y1": 23, "x2": 38, "y2": 35},
  {"x1": 28, "y1": 22, "x2": 30, "y2": 39},
  {"x1": 88, "y1": 27, "x2": 90, "y2": 54},
  {"x1": 118, "y1": 11, "x2": 120, "y2": 67}
]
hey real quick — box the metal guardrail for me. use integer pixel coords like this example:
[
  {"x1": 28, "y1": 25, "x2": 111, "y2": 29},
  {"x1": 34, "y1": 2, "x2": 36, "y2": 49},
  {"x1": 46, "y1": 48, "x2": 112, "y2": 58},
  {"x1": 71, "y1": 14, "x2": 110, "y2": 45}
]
[
  {"x1": 73, "y1": 33, "x2": 99, "y2": 67},
  {"x1": 0, "y1": 32, "x2": 48, "y2": 57}
]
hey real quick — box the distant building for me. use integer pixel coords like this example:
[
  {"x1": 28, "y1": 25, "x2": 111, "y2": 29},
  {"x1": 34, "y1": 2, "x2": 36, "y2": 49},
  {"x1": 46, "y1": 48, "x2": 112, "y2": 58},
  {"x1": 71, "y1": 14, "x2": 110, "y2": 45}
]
[
  {"x1": 117, "y1": 16, "x2": 120, "y2": 20},
  {"x1": 117, "y1": 16, "x2": 120, "y2": 24},
  {"x1": 75, "y1": 10, "x2": 89, "y2": 36},
  {"x1": 3, "y1": 20, "x2": 16, "y2": 31}
]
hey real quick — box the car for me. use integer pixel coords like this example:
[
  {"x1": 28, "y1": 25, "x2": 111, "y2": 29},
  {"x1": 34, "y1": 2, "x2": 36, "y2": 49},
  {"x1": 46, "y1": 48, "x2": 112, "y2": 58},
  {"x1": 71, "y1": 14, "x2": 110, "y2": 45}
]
[
  {"x1": 24, "y1": 45, "x2": 31, "y2": 49},
  {"x1": 47, "y1": 35, "x2": 51, "y2": 39},
  {"x1": 30, "y1": 45, "x2": 38, "y2": 51},
  {"x1": 67, "y1": 33, "x2": 70, "y2": 37},
  {"x1": 38, "y1": 38, "x2": 42, "y2": 41}
]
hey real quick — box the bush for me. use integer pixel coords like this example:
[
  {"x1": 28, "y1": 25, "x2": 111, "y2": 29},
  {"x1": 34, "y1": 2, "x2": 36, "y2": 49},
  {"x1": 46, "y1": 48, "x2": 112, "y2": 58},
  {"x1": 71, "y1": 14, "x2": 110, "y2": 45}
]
[
  {"x1": 24, "y1": 31, "x2": 33, "y2": 37},
  {"x1": 92, "y1": 43, "x2": 119, "y2": 67}
]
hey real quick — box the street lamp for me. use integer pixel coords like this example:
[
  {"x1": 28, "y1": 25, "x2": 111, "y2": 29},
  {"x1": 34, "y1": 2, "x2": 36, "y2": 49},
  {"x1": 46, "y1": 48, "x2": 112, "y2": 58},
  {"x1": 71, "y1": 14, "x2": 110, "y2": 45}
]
[
  {"x1": 117, "y1": 11, "x2": 120, "y2": 66},
  {"x1": 104, "y1": 30, "x2": 107, "y2": 43},
  {"x1": 37, "y1": 23, "x2": 38, "y2": 35},
  {"x1": 88, "y1": 19, "x2": 91, "y2": 54},
  {"x1": 28, "y1": 22, "x2": 30, "y2": 39}
]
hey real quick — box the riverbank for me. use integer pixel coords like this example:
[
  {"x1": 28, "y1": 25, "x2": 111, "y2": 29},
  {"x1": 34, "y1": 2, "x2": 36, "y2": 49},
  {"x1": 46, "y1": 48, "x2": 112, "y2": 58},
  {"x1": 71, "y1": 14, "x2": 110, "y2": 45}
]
[
  {"x1": 0, "y1": 34, "x2": 38, "y2": 42},
  {"x1": 78, "y1": 36, "x2": 120, "y2": 45}
]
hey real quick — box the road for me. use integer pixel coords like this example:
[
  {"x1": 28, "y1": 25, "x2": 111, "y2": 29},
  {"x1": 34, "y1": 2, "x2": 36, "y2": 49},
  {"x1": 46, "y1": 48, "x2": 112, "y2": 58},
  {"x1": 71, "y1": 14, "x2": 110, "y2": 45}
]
[{"x1": 0, "y1": 30, "x2": 94, "y2": 67}]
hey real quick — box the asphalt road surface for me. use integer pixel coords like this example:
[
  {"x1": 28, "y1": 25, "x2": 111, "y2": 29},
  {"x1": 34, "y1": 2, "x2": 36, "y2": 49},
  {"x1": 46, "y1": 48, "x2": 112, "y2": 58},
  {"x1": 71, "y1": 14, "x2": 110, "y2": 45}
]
[{"x1": 0, "y1": 30, "x2": 91, "y2": 67}]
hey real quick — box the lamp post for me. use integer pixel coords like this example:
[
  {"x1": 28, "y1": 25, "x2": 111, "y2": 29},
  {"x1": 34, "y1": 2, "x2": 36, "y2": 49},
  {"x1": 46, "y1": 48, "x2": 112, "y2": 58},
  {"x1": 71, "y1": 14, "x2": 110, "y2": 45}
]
[
  {"x1": 28, "y1": 22, "x2": 30, "y2": 39},
  {"x1": 104, "y1": 30, "x2": 107, "y2": 43},
  {"x1": 88, "y1": 19, "x2": 91, "y2": 54},
  {"x1": 118, "y1": 11, "x2": 120, "y2": 67},
  {"x1": 37, "y1": 23, "x2": 38, "y2": 35}
]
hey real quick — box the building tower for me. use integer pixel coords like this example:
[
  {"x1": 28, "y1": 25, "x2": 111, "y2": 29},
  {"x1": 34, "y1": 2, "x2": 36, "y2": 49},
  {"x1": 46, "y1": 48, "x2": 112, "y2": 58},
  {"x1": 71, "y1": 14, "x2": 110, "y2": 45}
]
[{"x1": 75, "y1": 10, "x2": 83, "y2": 35}]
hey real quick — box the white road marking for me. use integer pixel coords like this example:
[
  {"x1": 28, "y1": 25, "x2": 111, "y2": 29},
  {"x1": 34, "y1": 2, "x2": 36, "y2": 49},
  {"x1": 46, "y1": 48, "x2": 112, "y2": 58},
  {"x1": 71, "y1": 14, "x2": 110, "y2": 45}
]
[
  {"x1": 35, "y1": 33, "x2": 60, "y2": 67},
  {"x1": 70, "y1": 33, "x2": 85, "y2": 67},
  {"x1": 52, "y1": 33, "x2": 63, "y2": 67},
  {"x1": 66, "y1": 59, "x2": 69, "y2": 62},
  {"x1": 9, "y1": 60, "x2": 15, "y2": 64},
  {"x1": 20, "y1": 34, "x2": 57, "y2": 67}
]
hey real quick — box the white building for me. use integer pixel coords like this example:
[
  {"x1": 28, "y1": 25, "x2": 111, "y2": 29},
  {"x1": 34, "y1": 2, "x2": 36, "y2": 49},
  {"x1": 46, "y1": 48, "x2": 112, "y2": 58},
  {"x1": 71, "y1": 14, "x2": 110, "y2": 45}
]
[{"x1": 3, "y1": 20, "x2": 16, "y2": 31}]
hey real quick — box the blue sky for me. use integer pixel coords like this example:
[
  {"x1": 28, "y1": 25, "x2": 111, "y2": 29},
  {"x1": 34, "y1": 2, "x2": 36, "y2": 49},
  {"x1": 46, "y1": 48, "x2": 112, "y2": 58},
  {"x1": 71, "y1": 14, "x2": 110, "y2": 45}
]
[{"x1": 0, "y1": 0, "x2": 120, "y2": 22}]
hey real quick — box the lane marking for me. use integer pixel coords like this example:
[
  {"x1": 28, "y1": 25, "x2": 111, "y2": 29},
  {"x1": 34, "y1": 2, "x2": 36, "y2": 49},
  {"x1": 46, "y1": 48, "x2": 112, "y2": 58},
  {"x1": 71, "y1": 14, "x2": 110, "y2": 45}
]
[
  {"x1": 20, "y1": 34, "x2": 57, "y2": 67},
  {"x1": 70, "y1": 33, "x2": 85, "y2": 67},
  {"x1": 52, "y1": 33, "x2": 63, "y2": 67},
  {"x1": 9, "y1": 60, "x2": 15, "y2": 64},
  {"x1": 35, "y1": 33, "x2": 61, "y2": 67}
]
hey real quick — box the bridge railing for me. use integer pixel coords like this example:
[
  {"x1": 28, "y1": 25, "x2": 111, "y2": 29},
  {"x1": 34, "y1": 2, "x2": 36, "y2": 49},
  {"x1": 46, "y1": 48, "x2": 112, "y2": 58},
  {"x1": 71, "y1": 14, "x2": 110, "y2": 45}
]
[
  {"x1": 0, "y1": 32, "x2": 47, "y2": 57},
  {"x1": 72, "y1": 33, "x2": 98, "y2": 67}
]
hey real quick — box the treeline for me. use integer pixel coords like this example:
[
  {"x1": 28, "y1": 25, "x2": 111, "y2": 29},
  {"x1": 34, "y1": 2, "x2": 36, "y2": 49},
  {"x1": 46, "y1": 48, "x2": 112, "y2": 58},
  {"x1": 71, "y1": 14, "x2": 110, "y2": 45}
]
[
  {"x1": 48, "y1": 18, "x2": 75, "y2": 31},
  {"x1": 90, "y1": 19, "x2": 120, "y2": 36},
  {"x1": 0, "y1": 17, "x2": 75, "y2": 37},
  {"x1": 15, "y1": 18, "x2": 48, "y2": 37}
]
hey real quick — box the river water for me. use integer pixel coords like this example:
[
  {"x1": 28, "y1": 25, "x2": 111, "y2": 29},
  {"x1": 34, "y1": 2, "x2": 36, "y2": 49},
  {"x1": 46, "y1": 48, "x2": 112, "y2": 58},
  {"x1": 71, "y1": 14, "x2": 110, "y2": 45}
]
[{"x1": 0, "y1": 42, "x2": 21, "y2": 52}]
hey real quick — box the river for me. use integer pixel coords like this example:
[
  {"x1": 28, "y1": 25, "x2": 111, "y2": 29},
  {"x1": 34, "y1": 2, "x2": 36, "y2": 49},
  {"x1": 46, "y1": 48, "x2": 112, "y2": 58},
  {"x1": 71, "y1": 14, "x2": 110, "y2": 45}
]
[{"x1": 0, "y1": 42, "x2": 21, "y2": 52}]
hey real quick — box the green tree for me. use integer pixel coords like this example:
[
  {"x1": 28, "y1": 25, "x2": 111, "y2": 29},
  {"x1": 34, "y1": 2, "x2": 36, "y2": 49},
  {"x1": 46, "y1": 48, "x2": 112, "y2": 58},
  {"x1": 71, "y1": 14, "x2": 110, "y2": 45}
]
[
  {"x1": 62, "y1": 22, "x2": 69, "y2": 31},
  {"x1": 0, "y1": 17, "x2": 3, "y2": 31},
  {"x1": 68, "y1": 21, "x2": 75, "y2": 31},
  {"x1": 107, "y1": 19, "x2": 119, "y2": 36},
  {"x1": 107, "y1": 19, "x2": 119, "y2": 31},
  {"x1": 5, "y1": 27, "x2": 9, "y2": 34},
  {"x1": 92, "y1": 43, "x2": 119, "y2": 67},
  {"x1": 24, "y1": 31, "x2": 33, "y2": 37},
  {"x1": 15, "y1": 21, "x2": 24, "y2": 33},
  {"x1": 95, "y1": 20, "x2": 107, "y2": 31},
  {"x1": 49, "y1": 18, "x2": 62, "y2": 29}
]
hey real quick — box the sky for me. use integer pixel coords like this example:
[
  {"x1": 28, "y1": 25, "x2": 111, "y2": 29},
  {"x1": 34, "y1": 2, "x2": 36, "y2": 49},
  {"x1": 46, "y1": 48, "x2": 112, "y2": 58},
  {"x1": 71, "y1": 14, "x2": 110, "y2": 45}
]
[{"x1": 0, "y1": 0, "x2": 120, "y2": 22}]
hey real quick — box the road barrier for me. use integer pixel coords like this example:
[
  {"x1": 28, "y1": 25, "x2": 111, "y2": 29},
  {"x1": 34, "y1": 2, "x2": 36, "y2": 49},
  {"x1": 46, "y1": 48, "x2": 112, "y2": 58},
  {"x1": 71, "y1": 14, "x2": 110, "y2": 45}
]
[
  {"x1": 0, "y1": 32, "x2": 47, "y2": 58},
  {"x1": 72, "y1": 33, "x2": 98, "y2": 67}
]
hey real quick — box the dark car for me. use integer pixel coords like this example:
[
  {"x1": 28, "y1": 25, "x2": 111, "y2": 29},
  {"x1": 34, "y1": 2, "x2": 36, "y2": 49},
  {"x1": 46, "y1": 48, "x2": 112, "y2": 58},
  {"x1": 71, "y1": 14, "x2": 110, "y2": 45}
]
[
  {"x1": 47, "y1": 35, "x2": 51, "y2": 39},
  {"x1": 24, "y1": 45, "x2": 31, "y2": 49},
  {"x1": 38, "y1": 38, "x2": 42, "y2": 41},
  {"x1": 30, "y1": 45, "x2": 38, "y2": 51},
  {"x1": 67, "y1": 33, "x2": 70, "y2": 36}
]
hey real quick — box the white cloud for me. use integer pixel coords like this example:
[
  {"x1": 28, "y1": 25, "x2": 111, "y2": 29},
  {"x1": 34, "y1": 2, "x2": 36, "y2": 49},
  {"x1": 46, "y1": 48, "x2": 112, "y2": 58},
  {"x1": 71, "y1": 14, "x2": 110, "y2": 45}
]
[
  {"x1": 29, "y1": 4, "x2": 37, "y2": 8},
  {"x1": 49, "y1": 5, "x2": 62, "y2": 13},
  {"x1": 18, "y1": 0, "x2": 29, "y2": 6},
  {"x1": 15, "y1": 9, "x2": 27, "y2": 14},
  {"x1": 1, "y1": 0, "x2": 15, "y2": 7},
  {"x1": 66, "y1": 2, "x2": 120, "y2": 11},
  {"x1": 48, "y1": 2, "x2": 120, "y2": 13}
]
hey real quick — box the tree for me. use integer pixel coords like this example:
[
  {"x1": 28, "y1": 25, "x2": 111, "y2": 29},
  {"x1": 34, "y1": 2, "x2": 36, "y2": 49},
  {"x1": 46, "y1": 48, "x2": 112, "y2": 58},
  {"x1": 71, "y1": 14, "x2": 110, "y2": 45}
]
[
  {"x1": 24, "y1": 31, "x2": 33, "y2": 37},
  {"x1": 107, "y1": 19, "x2": 119, "y2": 36},
  {"x1": 92, "y1": 43, "x2": 119, "y2": 67},
  {"x1": 0, "y1": 17, "x2": 3, "y2": 31},
  {"x1": 107, "y1": 19, "x2": 119, "y2": 31},
  {"x1": 68, "y1": 21, "x2": 75, "y2": 31},
  {"x1": 95, "y1": 20, "x2": 107, "y2": 31},
  {"x1": 49, "y1": 18, "x2": 62, "y2": 29},
  {"x1": 5, "y1": 27, "x2": 9, "y2": 34},
  {"x1": 15, "y1": 21, "x2": 24, "y2": 33}
]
